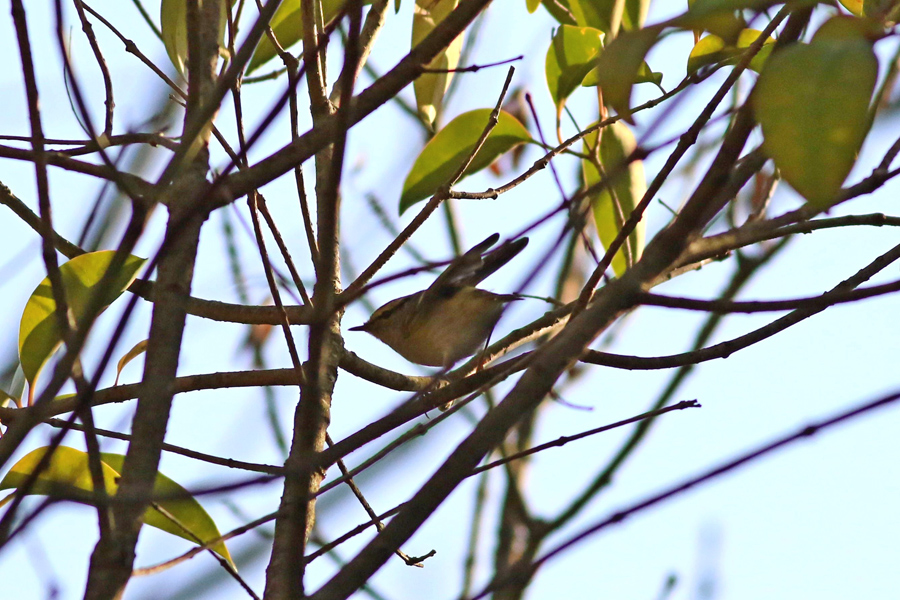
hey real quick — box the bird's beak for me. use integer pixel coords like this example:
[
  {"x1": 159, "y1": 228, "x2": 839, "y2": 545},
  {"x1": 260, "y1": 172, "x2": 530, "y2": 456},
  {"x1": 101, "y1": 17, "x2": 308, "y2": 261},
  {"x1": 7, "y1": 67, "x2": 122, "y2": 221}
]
[{"x1": 348, "y1": 323, "x2": 367, "y2": 332}]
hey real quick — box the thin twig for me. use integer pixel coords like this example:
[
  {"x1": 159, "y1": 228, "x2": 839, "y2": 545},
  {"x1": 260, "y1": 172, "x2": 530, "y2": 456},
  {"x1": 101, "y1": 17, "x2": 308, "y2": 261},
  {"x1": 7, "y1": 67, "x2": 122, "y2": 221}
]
[
  {"x1": 471, "y1": 400, "x2": 701, "y2": 477},
  {"x1": 42, "y1": 417, "x2": 283, "y2": 474},
  {"x1": 72, "y1": 0, "x2": 115, "y2": 134}
]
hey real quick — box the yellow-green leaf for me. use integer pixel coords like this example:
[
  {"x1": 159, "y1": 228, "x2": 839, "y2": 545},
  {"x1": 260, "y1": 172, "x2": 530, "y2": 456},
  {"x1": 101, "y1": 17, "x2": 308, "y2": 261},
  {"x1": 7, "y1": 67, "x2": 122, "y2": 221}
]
[
  {"x1": 99, "y1": 453, "x2": 233, "y2": 566},
  {"x1": 687, "y1": 28, "x2": 775, "y2": 74},
  {"x1": 526, "y1": 0, "x2": 542, "y2": 13},
  {"x1": 546, "y1": 26, "x2": 605, "y2": 119},
  {"x1": 754, "y1": 16, "x2": 877, "y2": 209},
  {"x1": 840, "y1": 0, "x2": 864, "y2": 16},
  {"x1": 0, "y1": 447, "x2": 232, "y2": 565},
  {"x1": 161, "y1": 0, "x2": 229, "y2": 76},
  {"x1": 582, "y1": 121, "x2": 646, "y2": 276},
  {"x1": 592, "y1": 27, "x2": 661, "y2": 121},
  {"x1": 413, "y1": 0, "x2": 465, "y2": 128},
  {"x1": 0, "y1": 446, "x2": 119, "y2": 503},
  {"x1": 18, "y1": 251, "x2": 146, "y2": 387},
  {"x1": 247, "y1": 0, "x2": 357, "y2": 73},
  {"x1": 399, "y1": 109, "x2": 532, "y2": 213}
]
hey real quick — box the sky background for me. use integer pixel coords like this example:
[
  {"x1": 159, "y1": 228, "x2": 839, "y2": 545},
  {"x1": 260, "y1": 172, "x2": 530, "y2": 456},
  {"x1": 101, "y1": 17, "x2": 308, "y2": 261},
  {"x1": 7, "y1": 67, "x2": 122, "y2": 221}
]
[{"x1": 1, "y1": 1, "x2": 899, "y2": 599}]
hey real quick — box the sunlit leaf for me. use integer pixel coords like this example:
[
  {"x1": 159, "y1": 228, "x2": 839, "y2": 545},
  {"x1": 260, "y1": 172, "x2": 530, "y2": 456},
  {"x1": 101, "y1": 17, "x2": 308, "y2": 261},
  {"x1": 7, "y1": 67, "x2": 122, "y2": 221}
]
[
  {"x1": 399, "y1": 109, "x2": 532, "y2": 213},
  {"x1": 412, "y1": 0, "x2": 465, "y2": 128},
  {"x1": 18, "y1": 251, "x2": 146, "y2": 388},
  {"x1": 526, "y1": 0, "x2": 542, "y2": 13},
  {"x1": 592, "y1": 27, "x2": 661, "y2": 121},
  {"x1": 545, "y1": 26, "x2": 605, "y2": 119},
  {"x1": 839, "y1": 0, "x2": 864, "y2": 15},
  {"x1": 161, "y1": 0, "x2": 229, "y2": 75},
  {"x1": 687, "y1": 28, "x2": 775, "y2": 74},
  {"x1": 582, "y1": 121, "x2": 646, "y2": 276},
  {"x1": 567, "y1": 0, "x2": 650, "y2": 34},
  {"x1": 0, "y1": 447, "x2": 233, "y2": 565},
  {"x1": 754, "y1": 16, "x2": 877, "y2": 208},
  {"x1": 0, "y1": 446, "x2": 119, "y2": 504}
]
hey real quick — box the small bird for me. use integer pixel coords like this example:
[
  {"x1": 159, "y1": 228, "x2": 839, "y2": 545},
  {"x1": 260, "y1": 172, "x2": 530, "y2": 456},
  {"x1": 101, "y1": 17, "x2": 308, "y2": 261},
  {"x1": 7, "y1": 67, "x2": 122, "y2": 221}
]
[{"x1": 350, "y1": 234, "x2": 528, "y2": 367}]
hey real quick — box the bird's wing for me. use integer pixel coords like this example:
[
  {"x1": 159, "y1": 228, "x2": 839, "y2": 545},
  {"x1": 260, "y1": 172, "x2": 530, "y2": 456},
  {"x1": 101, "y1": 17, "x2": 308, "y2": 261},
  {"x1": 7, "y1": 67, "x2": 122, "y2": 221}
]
[{"x1": 420, "y1": 234, "x2": 528, "y2": 308}]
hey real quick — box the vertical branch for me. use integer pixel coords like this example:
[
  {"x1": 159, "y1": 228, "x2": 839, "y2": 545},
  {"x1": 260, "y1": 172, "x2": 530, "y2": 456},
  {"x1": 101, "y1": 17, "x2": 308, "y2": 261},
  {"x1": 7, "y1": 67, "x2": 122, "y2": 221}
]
[
  {"x1": 288, "y1": 58, "x2": 320, "y2": 265},
  {"x1": 83, "y1": 0, "x2": 222, "y2": 597},
  {"x1": 301, "y1": 0, "x2": 329, "y2": 116},
  {"x1": 265, "y1": 0, "x2": 363, "y2": 596}
]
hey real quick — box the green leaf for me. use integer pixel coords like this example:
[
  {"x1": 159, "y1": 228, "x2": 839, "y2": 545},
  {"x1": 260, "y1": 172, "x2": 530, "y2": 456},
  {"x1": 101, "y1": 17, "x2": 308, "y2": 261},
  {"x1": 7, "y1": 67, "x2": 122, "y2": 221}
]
[
  {"x1": 583, "y1": 59, "x2": 661, "y2": 89},
  {"x1": 161, "y1": 0, "x2": 188, "y2": 75},
  {"x1": 247, "y1": 0, "x2": 356, "y2": 73},
  {"x1": 161, "y1": 0, "x2": 229, "y2": 76},
  {"x1": 567, "y1": 0, "x2": 650, "y2": 34},
  {"x1": 18, "y1": 251, "x2": 145, "y2": 387},
  {"x1": 621, "y1": 0, "x2": 651, "y2": 31},
  {"x1": 582, "y1": 121, "x2": 646, "y2": 276},
  {"x1": 687, "y1": 28, "x2": 775, "y2": 74},
  {"x1": 754, "y1": 16, "x2": 877, "y2": 208},
  {"x1": 0, "y1": 390, "x2": 17, "y2": 408},
  {"x1": 592, "y1": 27, "x2": 661, "y2": 121},
  {"x1": 863, "y1": 0, "x2": 900, "y2": 20},
  {"x1": 683, "y1": 0, "x2": 788, "y2": 19},
  {"x1": 0, "y1": 447, "x2": 232, "y2": 565},
  {"x1": 526, "y1": 0, "x2": 542, "y2": 13},
  {"x1": 2, "y1": 364, "x2": 25, "y2": 407},
  {"x1": 412, "y1": 0, "x2": 465, "y2": 128},
  {"x1": 545, "y1": 26, "x2": 605, "y2": 119},
  {"x1": 399, "y1": 109, "x2": 532, "y2": 213}
]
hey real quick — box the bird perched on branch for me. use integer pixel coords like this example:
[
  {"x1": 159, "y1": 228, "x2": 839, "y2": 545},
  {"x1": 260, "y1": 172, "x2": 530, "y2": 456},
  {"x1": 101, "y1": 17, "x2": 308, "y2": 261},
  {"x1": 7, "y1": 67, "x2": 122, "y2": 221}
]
[{"x1": 350, "y1": 234, "x2": 528, "y2": 367}]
